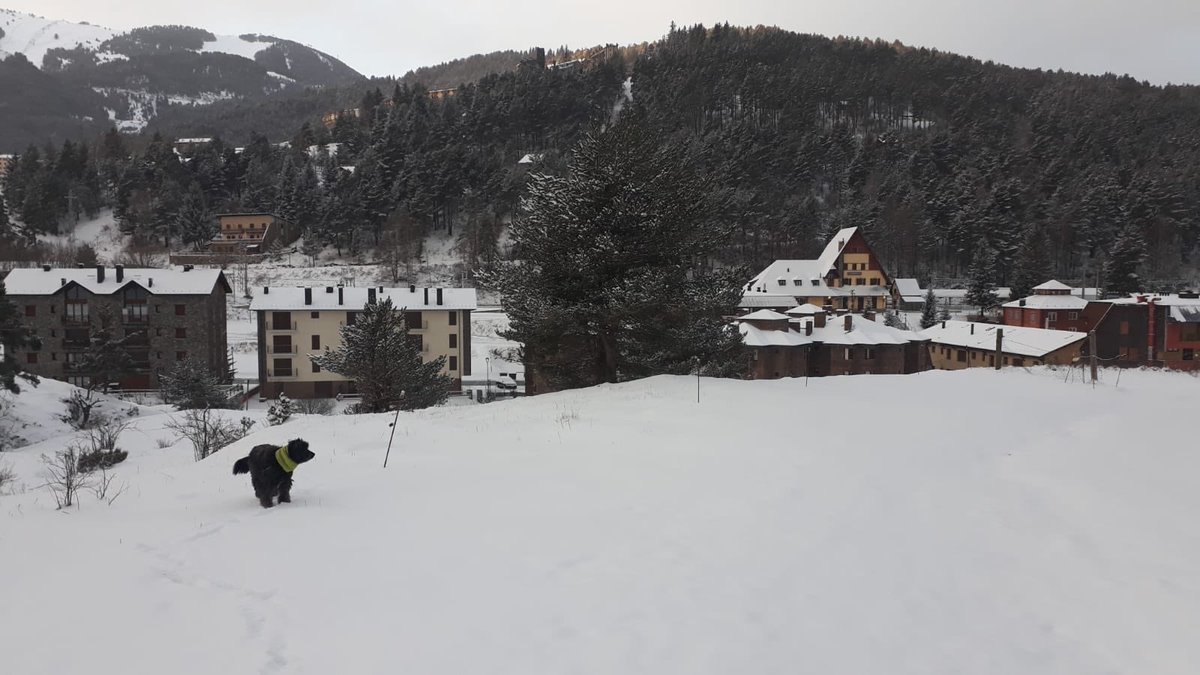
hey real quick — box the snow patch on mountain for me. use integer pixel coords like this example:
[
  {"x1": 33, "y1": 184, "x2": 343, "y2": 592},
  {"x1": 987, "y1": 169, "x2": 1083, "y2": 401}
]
[
  {"x1": 0, "y1": 8, "x2": 115, "y2": 67},
  {"x1": 196, "y1": 33, "x2": 275, "y2": 61}
]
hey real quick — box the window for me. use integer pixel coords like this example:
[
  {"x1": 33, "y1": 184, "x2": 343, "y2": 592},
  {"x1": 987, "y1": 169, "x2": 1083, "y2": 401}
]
[
  {"x1": 793, "y1": 279, "x2": 802, "y2": 286},
  {"x1": 777, "y1": 279, "x2": 786, "y2": 286},
  {"x1": 346, "y1": 312, "x2": 357, "y2": 326},
  {"x1": 1069, "y1": 311, "x2": 1079, "y2": 320},
  {"x1": 957, "y1": 350, "x2": 967, "y2": 363},
  {"x1": 310, "y1": 335, "x2": 321, "y2": 350},
  {"x1": 988, "y1": 355, "x2": 995, "y2": 366},
  {"x1": 51, "y1": 353, "x2": 57, "y2": 361},
  {"x1": 176, "y1": 351, "x2": 187, "y2": 361},
  {"x1": 175, "y1": 304, "x2": 186, "y2": 316},
  {"x1": 811, "y1": 279, "x2": 819, "y2": 286},
  {"x1": 273, "y1": 358, "x2": 292, "y2": 377},
  {"x1": 1014, "y1": 358, "x2": 1025, "y2": 367},
  {"x1": 122, "y1": 285, "x2": 149, "y2": 323},
  {"x1": 313, "y1": 362, "x2": 322, "y2": 373},
  {"x1": 844, "y1": 347, "x2": 851, "y2": 360},
  {"x1": 65, "y1": 286, "x2": 89, "y2": 323},
  {"x1": 855, "y1": 278, "x2": 865, "y2": 285},
  {"x1": 272, "y1": 312, "x2": 292, "y2": 330},
  {"x1": 449, "y1": 356, "x2": 458, "y2": 371},
  {"x1": 449, "y1": 334, "x2": 458, "y2": 349},
  {"x1": 1046, "y1": 312, "x2": 1058, "y2": 323},
  {"x1": 175, "y1": 328, "x2": 187, "y2": 339},
  {"x1": 24, "y1": 305, "x2": 35, "y2": 317},
  {"x1": 311, "y1": 311, "x2": 320, "y2": 319},
  {"x1": 448, "y1": 311, "x2": 457, "y2": 326},
  {"x1": 405, "y1": 311, "x2": 423, "y2": 328},
  {"x1": 869, "y1": 278, "x2": 879, "y2": 286},
  {"x1": 1184, "y1": 349, "x2": 1195, "y2": 361},
  {"x1": 156, "y1": 352, "x2": 162, "y2": 360},
  {"x1": 864, "y1": 348, "x2": 875, "y2": 359},
  {"x1": 26, "y1": 353, "x2": 37, "y2": 364}
]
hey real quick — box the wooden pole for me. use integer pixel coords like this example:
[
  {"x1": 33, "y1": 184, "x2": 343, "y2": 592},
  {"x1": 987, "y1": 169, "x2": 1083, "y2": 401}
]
[
  {"x1": 994, "y1": 328, "x2": 1003, "y2": 370},
  {"x1": 1089, "y1": 330, "x2": 1098, "y2": 386},
  {"x1": 383, "y1": 403, "x2": 402, "y2": 468}
]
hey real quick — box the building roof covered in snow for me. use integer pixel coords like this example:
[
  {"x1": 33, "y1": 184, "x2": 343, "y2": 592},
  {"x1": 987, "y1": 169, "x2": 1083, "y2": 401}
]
[
  {"x1": 739, "y1": 309, "x2": 792, "y2": 322},
  {"x1": 3, "y1": 266, "x2": 230, "y2": 296},
  {"x1": 738, "y1": 322, "x2": 812, "y2": 348},
  {"x1": 738, "y1": 293, "x2": 801, "y2": 309},
  {"x1": 796, "y1": 314, "x2": 923, "y2": 346},
  {"x1": 517, "y1": 153, "x2": 545, "y2": 164},
  {"x1": 1033, "y1": 280, "x2": 1073, "y2": 292},
  {"x1": 920, "y1": 320, "x2": 1086, "y2": 358},
  {"x1": 785, "y1": 303, "x2": 825, "y2": 316},
  {"x1": 1170, "y1": 305, "x2": 1200, "y2": 323},
  {"x1": 251, "y1": 286, "x2": 478, "y2": 312},
  {"x1": 894, "y1": 278, "x2": 924, "y2": 300},
  {"x1": 1002, "y1": 294, "x2": 1089, "y2": 310},
  {"x1": 1109, "y1": 293, "x2": 1200, "y2": 307}
]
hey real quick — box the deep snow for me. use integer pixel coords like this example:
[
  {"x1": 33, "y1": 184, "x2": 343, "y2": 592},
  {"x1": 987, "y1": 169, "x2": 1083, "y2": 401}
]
[{"x1": 2, "y1": 368, "x2": 1199, "y2": 674}]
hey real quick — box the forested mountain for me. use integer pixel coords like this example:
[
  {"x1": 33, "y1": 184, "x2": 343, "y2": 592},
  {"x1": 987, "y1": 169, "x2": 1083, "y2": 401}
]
[
  {"x1": 4, "y1": 24, "x2": 1199, "y2": 289},
  {"x1": 0, "y1": 9, "x2": 363, "y2": 150}
]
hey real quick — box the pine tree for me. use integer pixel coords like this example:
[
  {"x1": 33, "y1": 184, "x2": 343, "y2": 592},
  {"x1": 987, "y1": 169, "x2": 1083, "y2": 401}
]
[
  {"x1": 160, "y1": 358, "x2": 230, "y2": 410},
  {"x1": 1009, "y1": 226, "x2": 1050, "y2": 301},
  {"x1": 484, "y1": 114, "x2": 746, "y2": 391},
  {"x1": 266, "y1": 394, "x2": 296, "y2": 425},
  {"x1": 177, "y1": 185, "x2": 214, "y2": 251},
  {"x1": 79, "y1": 305, "x2": 135, "y2": 391},
  {"x1": 919, "y1": 288, "x2": 940, "y2": 329},
  {"x1": 1104, "y1": 223, "x2": 1147, "y2": 297},
  {"x1": 0, "y1": 193, "x2": 12, "y2": 241},
  {"x1": 883, "y1": 309, "x2": 904, "y2": 328},
  {"x1": 0, "y1": 281, "x2": 40, "y2": 393},
  {"x1": 965, "y1": 245, "x2": 1000, "y2": 317},
  {"x1": 312, "y1": 296, "x2": 450, "y2": 413}
]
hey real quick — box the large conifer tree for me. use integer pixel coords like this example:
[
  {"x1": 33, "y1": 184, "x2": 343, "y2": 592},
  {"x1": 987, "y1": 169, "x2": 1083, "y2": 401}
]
[
  {"x1": 1104, "y1": 224, "x2": 1148, "y2": 297},
  {"x1": 485, "y1": 113, "x2": 746, "y2": 391},
  {"x1": 965, "y1": 244, "x2": 1000, "y2": 317},
  {"x1": 311, "y1": 296, "x2": 450, "y2": 412},
  {"x1": 0, "y1": 281, "x2": 39, "y2": 393}
]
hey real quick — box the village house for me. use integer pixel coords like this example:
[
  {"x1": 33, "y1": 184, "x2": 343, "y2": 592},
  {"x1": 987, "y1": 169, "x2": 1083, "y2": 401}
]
[
  {"x1": 737, "y1": 306, "x2": 928, "y2": 379},
  {"x1": 209, "y1": 213, "x2": 293, "y2": 256},
  {"x1": 3, "y1": 265, "x2": 230, "y2": 389},
  {"x1": 921, "y1": 320, "x2": 1086, "y2": 370},
  {"x1": 1081, "y1": 293, "x2": 1200, "y2": 370},
  {"x1": 893, "y1": 278, "x2": 926, "y2": 310},
  {"x1": 250, "y1": 285, "x2": 477, "y2": 400},
  {"x1": 1002, "y1": 280, "x2": 1090, "y2": 332},
  {"x1": 742, "y1": 227, "x2": 893, "y2": 313}
]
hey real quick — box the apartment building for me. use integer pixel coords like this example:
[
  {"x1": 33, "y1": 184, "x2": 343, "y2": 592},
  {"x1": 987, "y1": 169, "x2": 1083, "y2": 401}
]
[
  {"x1": 251, "y1": 285, "x2": 477, "y2": 399},
  {"x1": 742, "y1": 227, "x2": 894, "y2": 313},
  {"x1": 3, "y1": 265, "x2": 230, "y2": 389},
  {"x1": 210, "y1": 213, "x2": 291, "y2": 255}
]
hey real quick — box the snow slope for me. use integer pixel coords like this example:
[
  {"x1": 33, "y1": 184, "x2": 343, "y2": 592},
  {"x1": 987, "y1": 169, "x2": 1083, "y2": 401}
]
[
  {"x1": 3, "y1": 368, "x2": 1199, "y2": 674},
  {"x1": 0, "y1": 8, "x2": 115, "y2": 67}
]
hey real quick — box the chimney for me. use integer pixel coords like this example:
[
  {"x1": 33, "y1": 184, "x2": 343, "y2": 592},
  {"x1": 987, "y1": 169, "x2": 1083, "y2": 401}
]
[
  {"x1": 814, "y1": 312, "x2": 826, "y2": 328},
  {"x1": 115, "y1": 265, "x2": 124, "y2": 282},
  {"x1": 148, "y1": 278, "x2": 153, "y2": 288},
  {"x1": 76, "y1": 262, "x2": 85, "y2": 268},
  {"x1": 843, "y1": 315, "x2": 853, "y2": 332},
  {"x1": 96, "y1": 265, "x2": 105, "y2": 283},
  {"x1": 436, "y1": 288, "x2": 443, "y2": 306},
  {"x1": 410, "y1": 284, "x2": 416, "y2": 293},
  {"x1": 183, "y1": 265, "x2": 193, "y2": 272},
  {"x1": 41, "y1": 264, "x2": 50, "y2": 272},
  {"x1": 304, "y1": 288, "x2": 312, "y2": 305},
  {"x1": 805, "y1": 322, "x2": 813, "y2": 336},
  {"x1": 424, "y1": 288, "x2": 429, "y2": 305},
  {"x1": 263, "y1": 286, "x2": 270, "y2": 294},
  {"x1": 1019, "y1": 299, "x2": 1026, "y2": 307},
  {"x1": 61, "y1": 277, "x2": 66, "y2": 286},
  {"x1": 338, "y1": 287, "x2": 344, "y2": 305},
  {"x1": 368, "y1": 288, "x2": 376, "y2": 304},
  {"x1": 326, "y1": 286, "x2": 334, "y2": 293},
  {"x1": 970, "y1": 324, "x2": 975, "y2": 335},
  {"x1": 941, "y1": 320, "x2": 946, "y2": 328}
]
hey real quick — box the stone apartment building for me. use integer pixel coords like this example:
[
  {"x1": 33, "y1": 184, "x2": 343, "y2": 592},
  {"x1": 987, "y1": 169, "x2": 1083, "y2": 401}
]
[
  {"x1": 3, "y1": 265, "x2": 230, "y2": 389},
  {"x1": 250, "y1": 285, "x2": 477, "y2": 399}
]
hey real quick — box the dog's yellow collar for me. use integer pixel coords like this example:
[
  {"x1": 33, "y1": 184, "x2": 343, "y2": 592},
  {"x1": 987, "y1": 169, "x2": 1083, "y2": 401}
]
[{"x1": 275, "y1": 446, "x2": 298, "y2": 473}]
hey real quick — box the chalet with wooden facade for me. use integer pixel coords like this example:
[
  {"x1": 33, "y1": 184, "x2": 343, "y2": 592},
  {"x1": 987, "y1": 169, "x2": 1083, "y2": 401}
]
[
  {"x1": 742, "y1": 228, "x2": 893, "y2": 313},
  {"x1": 250, "y1": 285, "x2": 477, "y2": 400},
  {"x1": 1002, "y1": 280, "x2": 1090, "y2": 332},
  {"x1": 3, "y1": 265, "x2": 230, "y2": 389},
  {"x1": 921, "y1": 321, "x2": 1086, "y2": 370},
  {"x1": 210, "y1": 213, "x2": 293, "y2": 256}
]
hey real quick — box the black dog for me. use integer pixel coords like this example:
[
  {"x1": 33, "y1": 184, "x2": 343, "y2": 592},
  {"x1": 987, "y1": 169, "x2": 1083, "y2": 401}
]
[{"x1": 232, "y1": 439, "x2": 315, "y2": 508}]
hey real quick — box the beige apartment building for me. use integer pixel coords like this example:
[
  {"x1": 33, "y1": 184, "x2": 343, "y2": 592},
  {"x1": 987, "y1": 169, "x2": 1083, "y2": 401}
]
[{"x1": 250, "y1": 285, "x2": 477, "y2": 399}]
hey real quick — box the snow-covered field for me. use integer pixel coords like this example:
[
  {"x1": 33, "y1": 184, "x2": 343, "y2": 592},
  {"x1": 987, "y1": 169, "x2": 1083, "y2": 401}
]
[{"x1": 3, "y1": 368, "x2": 1199, "y2": 674}]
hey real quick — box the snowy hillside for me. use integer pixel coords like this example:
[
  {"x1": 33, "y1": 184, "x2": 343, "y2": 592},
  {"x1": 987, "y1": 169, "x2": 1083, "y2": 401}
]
[
  {"x1": 3, "y1": 368, "x2": 1200, "y2": 674},
  {"x1": 0, "y1": 8, "x2": 115, "y2": 66}
]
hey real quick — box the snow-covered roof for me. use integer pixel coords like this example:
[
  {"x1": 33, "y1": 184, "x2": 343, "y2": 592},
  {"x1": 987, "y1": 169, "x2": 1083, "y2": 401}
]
[
  {"x1": 517, "y1": 153, "x2": 544, "y2": 164},
  {"x1": 3, "y1": 267, "x2": 229, "y2": 296},
  {"x1": 894, "y1": 278, "x2": 923, "y2": 299},
  {"x1": 1170, "y1": 305, "x2": 1200, "y2": 323},
  {"x1": 739, "y1": 323, "x2": 812, "y2": 348},
  {"x1": 1109, "y1": 293, "x2": 1200, "y2": 307},
  {"x1": 1002, "y1": 295, "x2": 1089, "y2": 310},
  {"x1": 738, "y1": 293, "x2": 799, "y2": 309},
  {"x1": 1033, "y1": 280, "x2": 1072, "y2": 292},
  {"x1": 920, "y1": 321, "x2": 1086, "y2": 358},
  {"x1": 785, "y1": 303, "x2": 825, "y2": 316},
  {"x1": 797, "y1": 314, "x2": 922, "y2": 346},
  {"x1": 250, "y1": 286, "x2": 478, "y2": 312},
  {"x1": 175, "y1": 137, "x2": 213, "y2": 144},
  {"x1": 815, "y1": 227, "x2": 858, "y2": 276},
  {"x1": 739, "y1": 309, "x2": 791, "y2": 321}
]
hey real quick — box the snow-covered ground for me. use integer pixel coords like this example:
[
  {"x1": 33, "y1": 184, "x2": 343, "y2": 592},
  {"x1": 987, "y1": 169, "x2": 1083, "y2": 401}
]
[
  {"x1": 34, "y1": 208, "x2": 128, "y2": 262},
  {"x1": 3, "y1": 368, "x2": 1199, "y2": 674},
  {"x1": 0, "y1": 8, "x2": 115, "y2": 67}
]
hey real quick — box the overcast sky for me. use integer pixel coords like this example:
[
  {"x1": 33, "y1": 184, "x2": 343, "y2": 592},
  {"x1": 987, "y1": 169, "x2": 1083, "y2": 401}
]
[{"x1": 13, "y1": 0, "x2": 1200, "y2": 85}]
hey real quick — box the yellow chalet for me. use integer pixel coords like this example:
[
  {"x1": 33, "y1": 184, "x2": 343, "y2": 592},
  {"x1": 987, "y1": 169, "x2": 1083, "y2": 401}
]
[{"x1": 742, "y1": 227, "x2": 893, "y2": 313}]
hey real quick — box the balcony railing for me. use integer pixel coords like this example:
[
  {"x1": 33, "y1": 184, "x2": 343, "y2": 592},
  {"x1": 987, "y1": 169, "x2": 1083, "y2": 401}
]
[
  {"x1": 267, "y1": 345, "x2": 297, "y2": 354},
  {"x1": 269, "y1": 321, "x2": 298, "y2": 332},
  {"x1": 267, "y1": 369, "x2": 296, "y2": 379}
]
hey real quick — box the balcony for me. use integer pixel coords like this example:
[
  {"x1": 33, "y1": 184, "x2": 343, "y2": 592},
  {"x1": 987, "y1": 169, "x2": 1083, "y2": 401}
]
[
  {"x1": 267, "y1": 345, "x2": 298, "y2": 355},
  {"x1": 268, "y1": 321, "x2": 298, "y2": 332},
  {"x1": 267, "y1": 368, "x2": 296, "y2": 380}
]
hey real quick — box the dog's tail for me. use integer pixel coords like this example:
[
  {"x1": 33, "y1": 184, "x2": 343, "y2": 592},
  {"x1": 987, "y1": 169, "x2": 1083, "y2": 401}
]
[{"x1": 232, "y1": 457, "x2": 251, "y2": 475}]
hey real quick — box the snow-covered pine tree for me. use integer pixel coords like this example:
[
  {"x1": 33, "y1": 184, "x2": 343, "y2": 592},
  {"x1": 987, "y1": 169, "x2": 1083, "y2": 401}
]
[
  {"x1": 267, "y1": 394, "x2": 296, "y2": 426},
  {"x1": 1009, "y1": 226, "x2": 1050, "y2": 301},
  {"x1": 0, "y1": 192, "x2": 13, "y2": 241},
  {"x1": 176, "y1": 186, "x2": 213, "y2": 251},
  {"x1": 0, "y1": 281, "x2": 39, "y2": 393},
  {"x1": 160, "y1": 358, "x2": 230, "y2": 410},
  {"x1": 965, "y1": 244, "x2": 1000, "y2": 318},
  {"x1": 884, "y1": 309, "x2": 904, "y2": 328},
  {"x1": 919, "y1": 288, "x2": 940, "y2": 329},
  {"x1": 311, "y1": 296, "x2": 450, "y2": 412},
  {"x1": 483, "y1": 112, "x2": 746, "y2": 391},
  {"x1": 79, "y1": 305, "x2": 135, "y2": 391},
  {"x1": 1103, "y1": 223, "x2": 1147, "y2": 297}
]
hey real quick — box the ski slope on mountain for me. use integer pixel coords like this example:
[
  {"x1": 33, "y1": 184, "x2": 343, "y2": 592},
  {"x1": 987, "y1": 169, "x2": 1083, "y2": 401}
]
[
  {"x1": 2, "y1": 369, "x2": 1199, "y2": 674},
  {"x1": 0, "y1": 8, "x2": 115, "y2": 67}
]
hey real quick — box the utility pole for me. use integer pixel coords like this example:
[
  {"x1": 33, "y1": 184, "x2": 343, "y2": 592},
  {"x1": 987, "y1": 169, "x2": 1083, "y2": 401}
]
[
  {"x1": 994, "y1": 328, "x2": 1003, "y2": 370},
  {"x1": 1089, "y1": 330, "x2": 1098, "y2": 386}
]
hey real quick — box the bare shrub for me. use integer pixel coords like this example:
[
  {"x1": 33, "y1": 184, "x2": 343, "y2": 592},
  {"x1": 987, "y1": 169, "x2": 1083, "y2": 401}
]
[
  {"x1": 0, "y1": 462, "x2": 15, "y2": 493},
  {"x1": 294, "y1": 398, "x2": 335, "y2": 415},
  {"x1": 60, "y1": 389, "x2": 103, "y2": 430},
  {"x1": 155, "y1": 438, "x2": 174, "y2": 449},
  {"x1": 90, "y1": 466, "x2": 127, "y2": 505},
  {"x1": 165, "y1": 409, "x2": 250, "y2": 461},
  {"x1": 41, "y1": 444, "x2": 90, "y2": 509}
]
